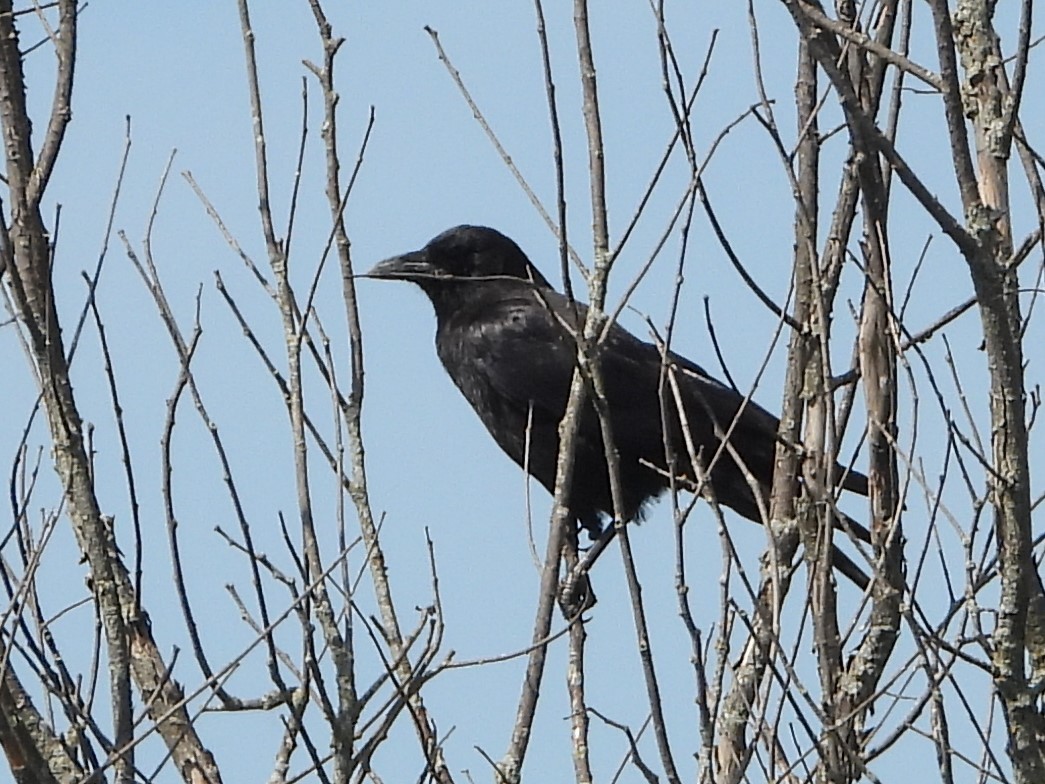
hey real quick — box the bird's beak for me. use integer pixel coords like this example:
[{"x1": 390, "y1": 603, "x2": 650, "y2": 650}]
[{"x1": 367, "y1": 250, "x2": 438, "y2": 281}]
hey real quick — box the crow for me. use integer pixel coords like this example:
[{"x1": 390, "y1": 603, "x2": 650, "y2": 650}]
[{"x1": 369, "y1": 225, "x2": 870, "y2": 586}]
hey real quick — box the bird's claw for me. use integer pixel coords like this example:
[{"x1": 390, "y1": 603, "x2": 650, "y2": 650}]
[{"x1": 558, "y1": 569, "x2": 597, "y2": 618}]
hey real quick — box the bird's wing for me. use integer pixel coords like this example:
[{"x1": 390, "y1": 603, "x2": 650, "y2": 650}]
[
  {"x1": 463, "y1": 288, "x2": 663, "y2": 417},
  {"x1": 466, "y1": 284, "x2": 783, "y2": 445},
  {"x1": 466, "y1": 291, "x2": 580, "y2": 423},
  {"x1": 666, "y1": 351, "x2": 781, "y2": 437},
  {"x1": 475, "y1": 288, "x2": 741, "y2": 422}
]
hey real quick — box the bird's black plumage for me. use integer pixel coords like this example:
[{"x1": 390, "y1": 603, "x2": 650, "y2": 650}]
[{"x1": 370, "y1": 225, "x2": 869, "y2": 551}]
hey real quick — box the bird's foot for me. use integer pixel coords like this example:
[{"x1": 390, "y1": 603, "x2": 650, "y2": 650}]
[{"x1": 558, "y1": 569, "x2": 597, "y2": 618}]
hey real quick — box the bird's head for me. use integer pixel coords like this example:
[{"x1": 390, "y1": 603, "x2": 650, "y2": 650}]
[{"x1": 368, "y1": 226, "x2": 552, "y2": 294}]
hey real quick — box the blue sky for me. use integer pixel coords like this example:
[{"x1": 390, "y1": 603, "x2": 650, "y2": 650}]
[{"x1": 3, "y1": 2, "x2": 1042, "y2": 781}]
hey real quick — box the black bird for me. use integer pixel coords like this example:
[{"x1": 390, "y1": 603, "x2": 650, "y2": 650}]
[{"x1": 370, "y1": 225, "x2": 870, "y2": 584}]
